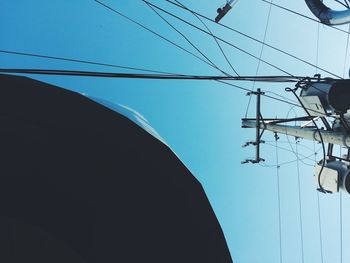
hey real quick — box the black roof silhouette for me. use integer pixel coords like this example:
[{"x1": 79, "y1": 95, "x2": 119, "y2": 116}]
[{"x1": 0, "y1": 74, "x2": 232, "y2": 263}]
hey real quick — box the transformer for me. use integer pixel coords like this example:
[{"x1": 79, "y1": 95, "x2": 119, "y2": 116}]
[
  {"x1": 315, "y1": 160, "x2": 350, "y2": 193},
  {"x1": 300, "y1": 80, "x2": 350, "y2": 116}
]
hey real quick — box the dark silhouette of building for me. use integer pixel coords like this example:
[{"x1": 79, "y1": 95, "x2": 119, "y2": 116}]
[{"x1": 0, "y1": 74, "x2": 232, "y2": 263}]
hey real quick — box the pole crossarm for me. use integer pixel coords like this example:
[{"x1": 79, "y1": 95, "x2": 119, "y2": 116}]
[
  {"x1": 242, "y1": 116, "x2": 315, "y2": 125},
  {"x1": 241, "y1": 89, "x2": 266, "y2": 164},
  {"x1": 242, "y1": 120, "x2": 350, "y2": 148}
]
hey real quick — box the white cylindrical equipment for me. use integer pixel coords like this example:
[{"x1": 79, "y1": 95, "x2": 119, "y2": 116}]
[
  {"x1": 299, "y1": 80, "x2": 350, "y2": 116},
  {"x1": 315, "y1": 160, "x2": 350, "y2": 193}
]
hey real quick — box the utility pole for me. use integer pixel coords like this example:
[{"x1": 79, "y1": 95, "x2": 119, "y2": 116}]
[{"x1": 241, "y1": 79, "x2": 350, "y2": 194}]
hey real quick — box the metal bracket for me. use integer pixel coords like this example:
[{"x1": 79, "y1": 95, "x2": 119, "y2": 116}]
[
  {"x1": 242, "y1": 140, "x2": 265, "y2": 148},
  {"x1": 241, "y1": 158, "x2": 265, "y2": 164},
  {"x1": 242, "y1": 88, "x2": 265, "y2": 164}
]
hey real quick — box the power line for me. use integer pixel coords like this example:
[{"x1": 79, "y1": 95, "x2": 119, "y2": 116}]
[
  {"x1": 245, "y1": 0, "x2": 273, "y2": 118},
  {"x1": 0, "y1": 68, "x2": 325, "y2": 81},
  {"x1": 143, "y1": 0, "x2": 295, "y2": 76},
  {"x1": 316, "y1": 185, "x2": 324, "y2": 263},
  {"x1": 217, "y1": 80, "x2": 327, "y2": 115},
  {"x1": 173, "y1": 0, "x2": 240, "y2": 76},
  {"x1": 260, "y1": 151, "x2": 317, "y2": 167},
  {"x1": 95, "y1": 0, "x2": 338, "y2": 101},
  {"x1": 93, "y1": 0, "x2": 221, "y2": 73},
  {"x1": 260, "y1": 0, "x2": 350, "y2": 35},
  {"x1": 268, "y1": 101, "x2": 319, "y2": 167},
  {"x1": 264, "y1": 91, "x2": 299, "y2": 108},
  {"x1": 96, "y1": 0, "x2": 245, "y2": 109},
  {"x1": 265, "y1": 140, "x2": 318, "y2": 152},
  {"x1": 144, "y1": 0, "x2": 247, "y2": 113},
  {"x1": 339, "y1": 145, "x2": 343, "y2": 263},
  {"x1": 295, "y1": 140, "x2": 305, "y2": 263},
  {"x1": 263, "y1": 142, "x2": 320, "y2": 165},
  {"x1": 164, "y1": 0, "x2": 343, "y2": 78},
  {"x1": 275, "y1": 136, "x2": 283, "y2": 263},
  {"x1": 144, "y1": 1, "x2": 235, "y2": 77},
  {"x1": 316, "y1": 20, "x2": 321, "y2": 75},
  {"x1": 335, "y1": 0, "x2": 350, "y2": 9},
  {"x1": 339, "y1": 24, "x2": 349, "y2": 263},
  {"x1": 283, "y1": 106, "x2": 319, "y2": 167},
  {"x1": 0, "y1": 49, "x2": 181, "y2": 75},
  {"x1": 314, "y1": 21, "x2": 324, "y2": 263},
  {"x1": 2, "y1": 67, "x2": 330, "y2": 115},
  {"x1": 342, "y1": 25, "x2": 350, "y2": 78},
  {"x1": 161, "y1": 0, "x2": 342, "y2": 99}
]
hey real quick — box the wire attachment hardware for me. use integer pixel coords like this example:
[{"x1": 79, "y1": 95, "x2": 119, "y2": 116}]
[{"x1": 241, "y1": 88, "x2": 266, "y2": 164}]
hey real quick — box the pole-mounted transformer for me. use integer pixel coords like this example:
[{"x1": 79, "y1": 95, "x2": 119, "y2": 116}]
[
  {"x1": 315, "y1": 160, "x2": 350, "y2": 193},
  {"x1": 299, "y1": 79, "x2": 350, "y2": 116}
]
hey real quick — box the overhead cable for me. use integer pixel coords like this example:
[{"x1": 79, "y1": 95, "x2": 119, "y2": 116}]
[
  {"x1": 143, "y1": 1, "x2": 235, "y2": 76},
  {"x1": 0, "y1": 67, "x2": 329, "y2": 115},
  {"x1": 0, "y1": 68, "x2": 328, "y2": 82},
  {"x1": 260, "y1": 0, "x2": 350, "y2": 35},
  {"x1": 173, "y1": 0, "x2": 240, "y2": 76},
  {"x1": 94, "y1": 0, "x2": 220, "y2": 73},
  {"x1": 315, "y1": 146, "x2": 325, "y2": 263},
  {"x1": 143, "y1": 0, "x2": 295, "y2": 76},
  {"x1": 165, "y1": 0, "x2": 343, "y2": 78},
  {"x1": 295, "y1": 141, "x2": 305, "y2": 263},
  {"x1": 0, "y1": 49, "x2": 181, "y2": 75},
  {"x1": 245, "y1": 0, "x2": 273, "y2": 118},
  {"x1": 275, "y1": 136, "x2": 283, "y2": 263}
]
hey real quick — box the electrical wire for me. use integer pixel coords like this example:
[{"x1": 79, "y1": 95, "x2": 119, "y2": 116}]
[
  {"x1": 259, "y1": 153, "x2": 317, "y2": 167},
  {"x1": 339, "y1": 24, "x2": 349, "y2": 263},
  {"x1": 334, "y1": 0, "x2": 349, "y2": 9},
  {"x1": 262, "y1": 142, "x2": 320, "y2": 166},
  {"x1": 259, "y1": 0, "x2": 350, "y2": 35},
  {"x1": 263, "y1": 91, "x2": 299, "y2": 108},
  {"x1": 217, "y1": 80, "x2": 327, "y2": 116},
  {"x1": 285, "y1": 88, "x2": 326, "y2": 192},
  {"x1": 283, "y1": 106, "x2": 318, "y2": 167},
  {"x1": 162, "y1": 0, "x2": 346, "y2": 101},
  {"x1": 173, "y1": 0, "x2": 240, "y2": 76},
  {"x1": 0, "y1": 49, "x2": 181, "y2": 75},
  {"x1": 313, "y1": 141, "x2": 325, "y2": 263},
  {"x1": 275, "y1": 136, "x2": 283, "y2": 263},
  {"x1": 295, "y1": 140, "x2": 305, "y2": 263},
  {"x1": 165, "y1": 0, "x2": 343, "y2": 78},
  {"x1": 101, "y1": 0, "x2": 331, "y2": 113},
  {"x1": 340, "y1": 146, "x2": 343, "y2": 263},
  {"x1": 93, "y1": 0, "x2": 221, "y2": 73},
  {"x1": 245, "y1": 0, "x2": 273, "y2": 118},
  {"x1": 0, "y1": 68, "x2": 318, "y2": 81},
  {"x1": 264, "y1": 140, "x2": 317, "y2": 152},
  {"x1": 343, "y1": 24, "x2": 350, "y2": 80},
  {"x1": 1, "y1": 66, "x2": 331, "y2": 116},
  {"x1": 94, "y1": 0, "x2": 343, "y2": 103},
  {"x1": 144, "y1": 1, "x2": 339, "y2": 100},
  {"x1": 143, "y1": 1, "x2": 233, "y2": 77},
  {"x1": 143, "y1": 0, "x2": 295, "y2": 76},
  {"x1": 315, "y1": 20, "x2": 324, "y2": 263}
]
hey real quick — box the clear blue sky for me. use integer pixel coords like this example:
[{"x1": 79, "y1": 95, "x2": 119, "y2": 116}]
[{"x1": 1, "y1": 1, "x2": 350, "y2": 262}]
